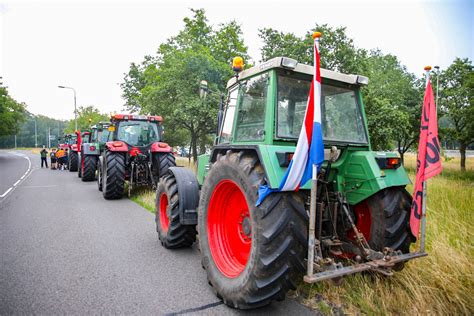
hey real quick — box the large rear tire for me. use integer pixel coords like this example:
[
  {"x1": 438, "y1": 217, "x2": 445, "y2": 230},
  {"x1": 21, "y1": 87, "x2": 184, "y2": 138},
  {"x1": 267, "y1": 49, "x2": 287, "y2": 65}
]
[
  {"x1": 77, "y1": 154, "x2": 82, "y2": 178},
  {"x1": 97, "y1": 159, "x2": 103, "y2": 191},
  {"x1": 198, "y1": 151, "x2": 308, "y2": 309},
  {"x1": 102, "y1": 151, "x2": 125, "y2": 200},
  {"x1": 82, "y1": 155, "x2": 97, "y2": 182},
  {"x1": 353, "y1": 187, "x2": 415, "y2": 255},
  {"x1": 155, "y1": 174, "x2": 196, "y2": 248},
  {"x1": 68, "y1": 151, "x2": 78, "y2": 172},
  {"x1": 153, "y1": 153, "x2": 176, "y2": 184}
]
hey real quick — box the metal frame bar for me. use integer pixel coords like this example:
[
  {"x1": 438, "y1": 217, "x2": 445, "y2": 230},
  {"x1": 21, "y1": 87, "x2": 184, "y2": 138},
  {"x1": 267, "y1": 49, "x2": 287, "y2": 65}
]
[{"x1": 304, "y1": 252, "x2": 427, "y2": 283}]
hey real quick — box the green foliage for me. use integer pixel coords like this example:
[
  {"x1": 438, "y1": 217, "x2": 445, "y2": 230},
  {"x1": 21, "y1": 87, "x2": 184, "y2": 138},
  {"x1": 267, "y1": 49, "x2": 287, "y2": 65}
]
[
  {"x1": 259, "y1": 24, "x2": 364, "y2": 73},
  {"x1": 439, "y1": 58, "x2": 474, "y2": 170},
  {"x1": 121, "y1": 8, "x2": 248, "y2": 161},
  {"x1": 0, "y1": 85, "x2": 27, "y2": 136},
  {"x1": 64, "y1": 105, "x2": 108, "y2": 133},
  {"x1": 360, "y1": 51, "x2": 421, "y2": 153},
  {"x1": 0, "y1": 112, "x2": 67, "y2": 148}
]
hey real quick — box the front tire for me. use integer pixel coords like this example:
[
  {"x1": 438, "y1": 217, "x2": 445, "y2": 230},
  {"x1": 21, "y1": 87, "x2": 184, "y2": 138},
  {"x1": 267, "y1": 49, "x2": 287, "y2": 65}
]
[
  {"x1": 102, "y1": 151, "x2": 125, "y2": 200},
  {"x1": 82, "y1": 155, "x2": 97, "y2": 182},
  {"x1": 69, "y1": 151, "x2": 78, "y2": 172},
  {"x1": 155, "y1": 174, "x2": 196, "y2": 248},
  {"x1": 198, "y1": 151, "x2": 308, "y2": 309}
]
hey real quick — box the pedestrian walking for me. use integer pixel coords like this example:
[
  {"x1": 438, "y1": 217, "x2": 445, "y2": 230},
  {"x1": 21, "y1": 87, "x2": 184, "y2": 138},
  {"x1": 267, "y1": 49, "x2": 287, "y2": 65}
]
[
  {"x1": 50, "y1": 149, "x2": 57, "y2": 170},
  {"x1": 40, "y1": 146, "x2": 48, "y2": 168}
]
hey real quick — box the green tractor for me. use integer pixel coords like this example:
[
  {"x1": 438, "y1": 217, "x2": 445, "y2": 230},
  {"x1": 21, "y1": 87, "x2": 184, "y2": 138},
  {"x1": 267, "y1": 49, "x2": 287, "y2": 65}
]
[
  {"x1": 155, "y1": 57, "x2": 421, "y2": 309},
  {"x1": 78, "y1": 122, "x2": 110, "y2": 181}
]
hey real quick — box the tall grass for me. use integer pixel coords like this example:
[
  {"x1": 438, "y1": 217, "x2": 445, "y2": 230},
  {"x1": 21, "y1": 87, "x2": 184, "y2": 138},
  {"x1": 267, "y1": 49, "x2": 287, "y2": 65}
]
[
  {"x1": 300, "y1": 155, "x2": 474, "y2": 315},
  {"x1": 132, "y1": 154, "x2": 473, "y2": 315},
  {"x1": 129, "y1": 157, "x2": 194, "y2": 213}
]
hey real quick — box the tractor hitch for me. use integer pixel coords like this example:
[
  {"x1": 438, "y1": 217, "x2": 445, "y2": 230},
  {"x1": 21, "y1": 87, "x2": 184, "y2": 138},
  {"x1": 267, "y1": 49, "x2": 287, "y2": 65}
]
[{"x1": 304, "y1": 251, "x2": 427, "y2": 283}]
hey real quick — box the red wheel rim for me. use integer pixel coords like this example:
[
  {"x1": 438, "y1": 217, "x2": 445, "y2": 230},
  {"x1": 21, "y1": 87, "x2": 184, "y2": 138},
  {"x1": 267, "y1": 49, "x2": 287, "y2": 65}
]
[
  {"x1": 348, "y1": 201, "x2": 371, "y2": 241},
  {"x1": 159, "y1": 193, "x2": 170, "y2": 233},
  {"x1": 207, "y1": 180, "x2": 252, "y2": 278}
]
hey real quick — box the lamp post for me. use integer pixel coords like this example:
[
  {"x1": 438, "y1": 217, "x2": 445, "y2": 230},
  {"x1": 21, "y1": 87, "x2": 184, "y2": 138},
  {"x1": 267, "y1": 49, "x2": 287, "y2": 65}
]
[
  {"x1": 434, "y1": 66, "x2": 440, "y2": 110},
  {"x1": 58, "y1": 85, "x2": 77, "y2": 131},
  {"x1": 34, "y1": 119, "x2": 38, "y2": 148}
]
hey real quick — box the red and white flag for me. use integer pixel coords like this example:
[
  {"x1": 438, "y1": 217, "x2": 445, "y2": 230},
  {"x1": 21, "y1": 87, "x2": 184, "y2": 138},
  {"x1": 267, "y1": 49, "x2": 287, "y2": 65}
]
[{"x1": 410, "y1": 75, "x2": 442, "y2": 237}]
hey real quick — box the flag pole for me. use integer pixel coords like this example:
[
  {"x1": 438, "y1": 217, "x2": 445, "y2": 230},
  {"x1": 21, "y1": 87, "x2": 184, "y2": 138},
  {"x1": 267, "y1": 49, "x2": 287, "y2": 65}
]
[
  {"x1": 307, "y1": 32, "x2": 322, "y2": 278},
  {"x1": 420, "y1": 65, "x2": 431, "y2": 253}
]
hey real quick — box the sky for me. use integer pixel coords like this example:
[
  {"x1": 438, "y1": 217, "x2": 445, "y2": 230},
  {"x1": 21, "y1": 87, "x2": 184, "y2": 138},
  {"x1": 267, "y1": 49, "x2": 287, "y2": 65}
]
[{"x1": 1, "y1": 0, "x2": 472, "y2": 121}]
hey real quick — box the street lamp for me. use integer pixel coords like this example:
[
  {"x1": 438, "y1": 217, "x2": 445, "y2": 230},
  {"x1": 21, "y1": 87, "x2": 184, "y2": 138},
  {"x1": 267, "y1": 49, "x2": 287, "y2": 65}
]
[
  {"x1": 434, "y1": 66, "x2": 440, "y2": 110},
  {"x1": 199, "y1": 80, "x2": 209, "y2": 99},
  {"x1": 58, "y1": 85, "x2": 77, "y2": 131}
]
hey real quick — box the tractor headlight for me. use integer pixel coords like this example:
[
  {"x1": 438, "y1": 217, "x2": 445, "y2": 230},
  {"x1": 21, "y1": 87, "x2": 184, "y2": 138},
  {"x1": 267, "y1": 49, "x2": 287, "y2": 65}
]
[
  {"x1": 357, "y1": 75, "x2": 369, "y2": 85},
  {"x1": 281, "y1": 57, "x2": 298, "y2": 69}
]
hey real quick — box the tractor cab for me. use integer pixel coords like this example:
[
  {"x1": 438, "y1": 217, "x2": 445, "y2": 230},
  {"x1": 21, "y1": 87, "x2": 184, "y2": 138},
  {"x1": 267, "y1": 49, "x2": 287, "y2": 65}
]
[
  {"x1": 109, "y1": 114, "x2": 164, "y2": 154},
  {"x1": 90, "y1": 121, "x2": 111, "y2": 151},
  {"x1": 59, "y1": 133, "x2": 77, "y2": 149}
]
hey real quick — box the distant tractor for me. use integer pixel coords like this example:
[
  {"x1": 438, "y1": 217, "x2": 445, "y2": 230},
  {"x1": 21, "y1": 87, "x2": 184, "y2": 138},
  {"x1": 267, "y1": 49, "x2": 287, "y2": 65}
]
[
  {"x1": 67, "y1": 131, "x2": 90, "y2": 172},
  {"x1": 155, "y1": 57, "x2": 422, "y2": 309},
  {"x1": 78, "y1": 122, "x2": 111, "y2": 181},
  {"x1": 98, "y1": 114, "x2": 176, "y2": 199},
  {"x1": 58, "y1": 133, "x2": 77, "y2": 150}
]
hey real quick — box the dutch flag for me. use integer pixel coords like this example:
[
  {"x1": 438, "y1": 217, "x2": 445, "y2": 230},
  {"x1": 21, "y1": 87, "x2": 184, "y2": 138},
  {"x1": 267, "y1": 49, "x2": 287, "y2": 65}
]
[{"x1": 257, "y1": 33, "x2": 324, "y2": 205}]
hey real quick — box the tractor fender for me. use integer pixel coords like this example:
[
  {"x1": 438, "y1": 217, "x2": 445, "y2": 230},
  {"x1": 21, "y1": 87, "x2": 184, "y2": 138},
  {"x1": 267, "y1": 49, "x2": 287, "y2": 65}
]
[
  {"x1": 82, "y1": 143, "x2": 100, "y2": 155},
  {"x1": 151, "y1": 142, "x2": 172, "y2": 153},
  {"x1": 70, "y1": 144, "x2": 79, "y2": 152},
  {"x1": 105, "y1": 141, "x2": 128, "y2": 152},
  {"x1": 168, "y1": 167, "x2": 199, "y2": 225}
]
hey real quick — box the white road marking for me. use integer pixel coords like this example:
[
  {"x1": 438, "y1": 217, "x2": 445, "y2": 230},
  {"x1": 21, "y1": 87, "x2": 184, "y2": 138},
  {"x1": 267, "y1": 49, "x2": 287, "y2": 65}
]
[
  {"x1": 0, "y1": 151, "x2": 33, "y2": 200},
  {"x1": 0, "y1": 187, "x2": 13, "y2": 198}
]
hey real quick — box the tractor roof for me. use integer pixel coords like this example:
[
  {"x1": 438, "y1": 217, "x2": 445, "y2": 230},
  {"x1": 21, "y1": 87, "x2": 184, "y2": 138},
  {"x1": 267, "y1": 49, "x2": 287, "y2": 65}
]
[
  {"x1": 111, "y1": 114, "x2": 163, "y2": 122},
  {"x1": 91, "y1": 121, "x2": 111, "y2": 129},
  {"x1": 226, "y1": 56, "x2": 369, "y2": 88}
]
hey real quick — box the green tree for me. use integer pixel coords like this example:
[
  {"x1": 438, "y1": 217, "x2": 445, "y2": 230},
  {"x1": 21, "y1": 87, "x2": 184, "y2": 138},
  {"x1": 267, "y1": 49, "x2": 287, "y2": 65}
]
[
  {"x1": 141, "y1": 47, "x2": 224, "y2": 162},
  {"x1": 259, "y1": 24, "x2": 365, "y2": 73},
  {"x1": 0, "y1": 85, "x2": 27, "y2": 137},
  {"x1": 361, "y1": 51, "x2": 421, "y2": 157},
  {"x1": 121, "y1": 8, "x2": 248, "y2": 161},
  {"x1": 64, "y1": 105, "x2": 108, "y2": 133},
  {"x1": 439, "y1": 58, "x2": 474, "y2": 171}
]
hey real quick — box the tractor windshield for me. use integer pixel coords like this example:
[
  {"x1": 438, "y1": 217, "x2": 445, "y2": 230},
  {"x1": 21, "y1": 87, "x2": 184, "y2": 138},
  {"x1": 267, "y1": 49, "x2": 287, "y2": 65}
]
[
  {"x1": 117, "y1": 120, "x2": 161, "y2": 146},
  {"x1": 64, "y1": 135, "x2": 77, "y2": 145},
  {"x1": 276, "y1": 73, "x2": 368, "y2": 144},
  {"x1": 97, "y1": 129, "x2": 110, "y2": 143}
]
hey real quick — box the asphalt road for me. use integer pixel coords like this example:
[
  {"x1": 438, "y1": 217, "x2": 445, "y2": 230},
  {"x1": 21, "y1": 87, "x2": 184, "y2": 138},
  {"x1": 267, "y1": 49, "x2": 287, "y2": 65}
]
[{"x1": 0, "y1": 150, "x2": 315, "y2": 315}]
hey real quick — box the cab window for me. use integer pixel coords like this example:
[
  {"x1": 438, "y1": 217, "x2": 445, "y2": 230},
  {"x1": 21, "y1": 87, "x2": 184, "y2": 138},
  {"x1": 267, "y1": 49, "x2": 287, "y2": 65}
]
[{"x1": 234, "y1": 73, "x2": 268, "y2": 142}]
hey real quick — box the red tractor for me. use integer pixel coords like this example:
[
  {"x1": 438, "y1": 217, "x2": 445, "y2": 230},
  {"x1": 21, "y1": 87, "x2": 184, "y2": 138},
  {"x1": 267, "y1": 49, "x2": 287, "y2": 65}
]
[
  {"x1": 98, "y1": 114, "x2": 176, "y2": 199},
  {"x1": 68, "y1": 130, "x2": 90, "y2": 172}
]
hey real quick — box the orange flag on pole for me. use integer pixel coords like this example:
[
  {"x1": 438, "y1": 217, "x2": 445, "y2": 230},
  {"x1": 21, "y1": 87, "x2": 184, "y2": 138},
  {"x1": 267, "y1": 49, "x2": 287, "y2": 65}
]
[{"x1": 410, "y1": 67, "x2": 443, "y2": 238}]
